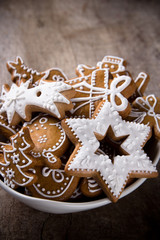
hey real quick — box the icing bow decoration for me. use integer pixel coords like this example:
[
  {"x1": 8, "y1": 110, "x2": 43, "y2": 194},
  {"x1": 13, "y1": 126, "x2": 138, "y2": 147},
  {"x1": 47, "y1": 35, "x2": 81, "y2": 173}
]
[
  {"x1": 70, "y1": 69, "x2": 133, "y2": 115},
  {"x1": 131, "y1": 94, "x2": 160, "y2": 139}
]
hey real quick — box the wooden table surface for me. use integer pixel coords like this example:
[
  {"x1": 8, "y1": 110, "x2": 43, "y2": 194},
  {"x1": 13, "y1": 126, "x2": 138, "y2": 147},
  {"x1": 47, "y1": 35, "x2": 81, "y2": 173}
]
[{"x1": 0, "y1": 0, "x2": 160, "y2": 239}]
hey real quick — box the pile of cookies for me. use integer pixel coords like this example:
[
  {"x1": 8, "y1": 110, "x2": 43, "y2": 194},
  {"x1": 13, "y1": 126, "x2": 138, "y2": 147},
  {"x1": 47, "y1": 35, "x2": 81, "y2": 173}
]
[{"x1": 0, "y1": 56, "x2": 159, "y2": 203}]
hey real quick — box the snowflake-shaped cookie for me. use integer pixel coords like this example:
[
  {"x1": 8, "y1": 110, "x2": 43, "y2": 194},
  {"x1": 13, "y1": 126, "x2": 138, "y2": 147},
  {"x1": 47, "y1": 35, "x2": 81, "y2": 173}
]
[{"x1": 62, "y1": 100, "x2": 158, "y2": 202}]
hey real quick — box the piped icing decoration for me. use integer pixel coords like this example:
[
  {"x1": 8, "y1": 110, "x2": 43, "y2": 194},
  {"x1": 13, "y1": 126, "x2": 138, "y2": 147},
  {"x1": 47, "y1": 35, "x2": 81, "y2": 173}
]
[
  {"x1": 129, "y1": 72, "x2": 150, "y2": 101},
  {"x1": 0, "y1": 79, "x2": 75, "y2": 125},
  {"x1": 62, "y1": 100, "x2": 158, "y2": 202},
  {"x1": 66, "y1": 68, "x2": 135, "y2": 118},
  {"x1": 7, "y1": 56, "x2": 68, "y2": 86},
  {"x1": 24, "y1": 114, "x2": 70, "y2": 169},
  {"x1": 130, "y1": 94, "x2": 160, "y2": 139},
  {"x1": 97, "y1": 56, "x2": 126, "y2": 76},
  {"x1": 80, "y1": 177, "x2": 102, "y2": 198},
  {"x1": 0, "y1": 114, "x2": 20, "y2": 138},
  {"x1": 70, "y1": 187, "x2": 82, "y2": 199},
  {"x1": 27, "y1": 165, "x2": 80, "y2": 201},
  {"x1": 76, "y1": 64, "x2": 96, "y2": 77},
  {"x1": 76, "y1": 56, "x2": 126, "y2": 78},
  {"x1": 0, "y1": 127, "x2": 38, "y2": 189}
]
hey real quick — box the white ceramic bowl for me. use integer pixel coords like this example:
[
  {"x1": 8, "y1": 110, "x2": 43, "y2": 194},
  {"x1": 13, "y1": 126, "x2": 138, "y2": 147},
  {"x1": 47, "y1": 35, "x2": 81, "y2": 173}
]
[{"x1": 0, "y1": 142, "x2": 159, "y2": 214}]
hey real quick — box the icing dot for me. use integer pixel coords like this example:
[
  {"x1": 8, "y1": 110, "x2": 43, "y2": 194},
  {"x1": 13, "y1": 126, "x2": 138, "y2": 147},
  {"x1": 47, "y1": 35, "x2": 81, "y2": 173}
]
[
  {"x1": 52, "y1": 191, "x2": 56, "y2": 194},
  {"x1": 34, "y1": 124, "x2": 38, "y2": 127},
  {"x1": 7, "y1": 154, "x2": 10, "y2": 158},
  {"x1": 57, "y1": 189, "x2": 60, "y2": 193},
  {"x1": 66, "y1": 177, "x2": 69, "y2": 180},
  {"x1": 22, "y1": 74, "x2": 27, "y2": 78},
  {"x1": 22, "y1": 178, "x2": 26, "y2": 182},
  {"x1": 37, "y1": 184, "x2": 40, "y2": 187},
  {"x1": 14, "y1": 140, "x2": 17, "y2": 143},
  {"x1": 21, "y1": 143, "x2": 24, "y2": 146},
  {"x1": 61, "y1": 187, "x2": 64, "y2": 190},
  {"x1": 42, "y1": 188, "x2": 45, "y2": 192},
  {"x1": 22, "y1": 160, "x2": 26, "y2": 164},
  {"x1": 47, "y1": 191, "x2": 51, "y2": 194},
  {"x1": 1, "y1": 167, "x2": 4, "y2": 171},
  {"x1": 36, "y1": 127, "x2": 39, "y2": 130},
  {"x1": 64, "y1": 182, "x2": 67, "y2": 186}
]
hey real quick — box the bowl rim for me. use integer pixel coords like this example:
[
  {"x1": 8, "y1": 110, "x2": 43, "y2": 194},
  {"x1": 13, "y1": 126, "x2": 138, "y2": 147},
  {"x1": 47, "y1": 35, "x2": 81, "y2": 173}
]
[{"x1": 0, "y1": 141, "x2": 159, "y2": 212}]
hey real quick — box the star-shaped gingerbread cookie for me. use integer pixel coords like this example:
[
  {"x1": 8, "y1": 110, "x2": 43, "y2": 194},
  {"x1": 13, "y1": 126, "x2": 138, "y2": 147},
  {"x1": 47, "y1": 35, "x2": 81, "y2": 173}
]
[{"x1": 62, "y1": 100, "x2": 158, "y2": 202}]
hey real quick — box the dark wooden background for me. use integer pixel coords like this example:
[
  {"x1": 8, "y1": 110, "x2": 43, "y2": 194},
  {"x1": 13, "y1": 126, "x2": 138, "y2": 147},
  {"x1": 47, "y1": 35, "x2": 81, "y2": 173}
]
[{"x1": 0, "y1": 0, "x2": 160, "y2": 239}]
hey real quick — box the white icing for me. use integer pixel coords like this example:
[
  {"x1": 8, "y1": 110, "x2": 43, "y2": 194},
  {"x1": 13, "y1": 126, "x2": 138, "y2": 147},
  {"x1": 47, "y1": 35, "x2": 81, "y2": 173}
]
[
  {"x1": 0, "y1": 115, "x2": 17, "y2": 135},
  {"x1": 42, "y1": 167, "x2": 64, "y2": 183},
  {"x1": 0, "y1": 128, "x2": 35, "y2": 188},
  {"x1": 32, "y1": 167, "x2": 75, "y2": 198},
  {"x1": 68, "y1": 69, "x2": 131, "y2": 117},
  {"x1": 87, "y1": 177, "x2": 101, "y2": 193},
  {"x1": 76, "y1": 64, "x2": 96, "y2": 77},
  {"x1": 98, "y1": 56, "x2": 126, "y2": 73},
  {"x1": 24, "y1": 115, "x2": 67, "y2": 164},
  {"x1": 133, "y1": 94, "x2": 160, "y2": 132},
  {"x1": 7, "y1": 57, "x2": 68, "y2": 85},
  {"x1": 0, "y1": 80, "x2": 72, "y2": 124},
  {"x1": 65, "y1": 100, "x2": 156, "y2": 198},
  {"x1": 135, "y1": 72, "x2": 148, "y2": 96}
]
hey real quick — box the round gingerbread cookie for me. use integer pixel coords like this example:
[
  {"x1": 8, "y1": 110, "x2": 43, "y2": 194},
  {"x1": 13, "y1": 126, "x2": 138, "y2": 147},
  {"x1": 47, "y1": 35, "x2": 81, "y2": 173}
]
[
  {"x1": 27, "y1": 165, "x2": 80, "y2": 201},
  {"x1": 24, "y1": 114, "x2": 70, "y2": 169}
]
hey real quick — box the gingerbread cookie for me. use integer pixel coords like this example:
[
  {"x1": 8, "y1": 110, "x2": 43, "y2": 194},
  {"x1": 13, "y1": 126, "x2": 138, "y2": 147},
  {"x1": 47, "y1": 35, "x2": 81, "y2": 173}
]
[
  {"x1": 80, "y1": 177, "x2": 102, "y2": 198},
  {"x1": 66, "y1": 68, "x2": 135, "y2": 118},
  {"x1": 129, "y1": 72, "x2": 150, "y2": 101},
  {"x1": 62, "y1": 100, "x2": 158, "y2": 202},
  {"x1": 76, "y1": 56, "x2": 127, "y2": 78},
  {"x1": 24, "y1": 114, "x2": 70, "y2": 169},
  {"x1": 0, "y1": 127, "x2": 38, "y2": 189},
  {"x1": 7, "y1": 56, "x2": 68, "y2": 86},
  {"x1": 0, "y1": 79, "x2": 75, "y2": 125},
  {"x1": 0, "y1": 114, "x2": 20, "y2": 139},
  {"x1": 70, "y1": 186, "x2": 82, "y2": 200},
  {"x1": 80, "y1": 139, "x2": 126, "y2": 198},
  {"x1": 130, "y1": 94, "x2": 160, "y2": 139},
  {"x1": 27, "y1": 164, "x2": 79, "y2": 201}
]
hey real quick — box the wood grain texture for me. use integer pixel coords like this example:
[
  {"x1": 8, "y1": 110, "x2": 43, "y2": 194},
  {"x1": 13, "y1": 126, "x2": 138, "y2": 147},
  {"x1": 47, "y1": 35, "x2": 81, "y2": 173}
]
[{"x1": 0, "y1": 0, "x2": 160, "y2": 239}]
